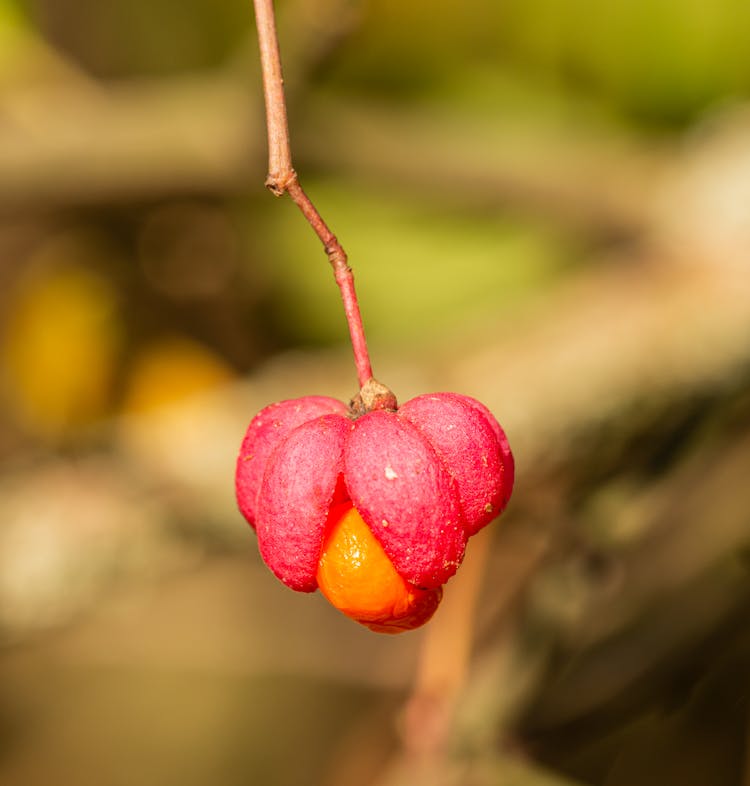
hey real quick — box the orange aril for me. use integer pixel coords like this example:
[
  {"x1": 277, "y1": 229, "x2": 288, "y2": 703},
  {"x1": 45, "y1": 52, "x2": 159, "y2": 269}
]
[{"x1": 316, "y1": 503, "x2": 442, "y2": 633}]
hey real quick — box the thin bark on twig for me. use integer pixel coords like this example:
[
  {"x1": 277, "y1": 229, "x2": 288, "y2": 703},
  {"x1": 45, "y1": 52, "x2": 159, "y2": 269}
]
[
  {"x1": 400, "y1": 526, "x2": 494, "y2": 756},
  {"x1": 252, "y1": 0, "x2": 373, "y2": 389}
]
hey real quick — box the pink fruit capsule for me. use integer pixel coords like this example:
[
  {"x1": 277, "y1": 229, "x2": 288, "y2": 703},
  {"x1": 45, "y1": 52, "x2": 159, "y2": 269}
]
[{"x1": 236, "y1": 391, "x2": 513, "y2": 603}]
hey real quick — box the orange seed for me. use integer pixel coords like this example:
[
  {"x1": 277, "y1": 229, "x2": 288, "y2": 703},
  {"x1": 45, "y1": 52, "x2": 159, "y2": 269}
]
[{"x1": 316, "y1": 503, "x2": 442, "y2": 633}]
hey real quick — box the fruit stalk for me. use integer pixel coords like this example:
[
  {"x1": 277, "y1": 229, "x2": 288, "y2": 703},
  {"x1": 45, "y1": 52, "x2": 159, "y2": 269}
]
[{"x1": 252, "y1": 0, "x2": 374, "y2": 389}]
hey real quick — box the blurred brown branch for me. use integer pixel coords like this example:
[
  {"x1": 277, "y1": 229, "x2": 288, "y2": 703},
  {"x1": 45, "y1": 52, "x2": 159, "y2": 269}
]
[
  {"x1": 0, "y1": 73, "x2": 663, "y2": 233},
  {"x1": 0, "y1": 75, "x2": 259, "y2": 211},
  {"x1": 0, "y1": 32, "x2": 663, "y2": 234}
]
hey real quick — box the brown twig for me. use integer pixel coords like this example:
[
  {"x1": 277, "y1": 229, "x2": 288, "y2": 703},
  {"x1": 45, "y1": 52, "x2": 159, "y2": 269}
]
[
  {"x1": 252, "y1": 0, "x2": 373, "y2": 390},
  {"x1": 400, "y1": 526, "x2": 494, "y2": 757}
]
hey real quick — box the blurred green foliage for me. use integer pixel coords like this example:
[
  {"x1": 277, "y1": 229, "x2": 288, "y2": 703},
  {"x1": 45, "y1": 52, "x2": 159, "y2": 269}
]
[
  {"x1": 10, "y1": 0, "x2": 750, "y2": 123},
  {"x1": 255, "y1": 179, "x2": 574, "y2": 348},
  {"x1": 321, "y1": 0, "x2": 750, "y2": 125},
  {"x1": 17, "y1": 0, "x2": 250, "y2": 76},
  {"x1": 495, "y1": 0, "x2": 750, "y2": 124}
]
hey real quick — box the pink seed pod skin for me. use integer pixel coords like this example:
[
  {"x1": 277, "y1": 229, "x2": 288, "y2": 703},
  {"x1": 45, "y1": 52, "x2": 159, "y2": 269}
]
[
  {"x1": 235, "y1": 391, "x2": 513, "y2": 593},
  {"x1": 344, "y1": 410, "x2": 467, "y2": 589},
  {"x1": 235, "y1": 396, "x2": 347, "y2": 527},
  {"x1": 398, "y1": 393, "x2": 513, "y2": 535},
  {"x1": 256, "y1": 414, "x2": 350, "y2": 592},
  {"x1": 457, "y1": 395, "x2": 515, "y2": 515}
]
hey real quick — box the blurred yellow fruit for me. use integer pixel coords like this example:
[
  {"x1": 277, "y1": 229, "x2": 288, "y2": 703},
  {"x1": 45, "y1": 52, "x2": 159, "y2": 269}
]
[
  {"x1": 117, "y1": 336, "x2": 238, "y2": 510},
  {"x1": 1, "y1": 253, "x2": 122, "y2": 440},
  {"x1": 122, "y1": 335, "x2": 234, "y2": 414}
]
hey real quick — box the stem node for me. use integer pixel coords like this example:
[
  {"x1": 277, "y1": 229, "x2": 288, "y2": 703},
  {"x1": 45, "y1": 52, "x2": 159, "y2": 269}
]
[{"x1": 265, "y1": 169, "x2": 298, "y2": 196}]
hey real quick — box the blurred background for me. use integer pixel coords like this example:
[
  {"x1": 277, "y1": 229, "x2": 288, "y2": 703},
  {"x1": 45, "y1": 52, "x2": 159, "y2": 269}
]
[{"x1": 1, "y1": 0, "x2": 750, "y2": 784}]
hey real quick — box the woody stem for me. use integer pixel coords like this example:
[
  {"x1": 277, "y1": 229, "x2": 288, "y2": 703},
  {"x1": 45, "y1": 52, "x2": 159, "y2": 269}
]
[{"x1": 251, "y1": 0, "x2": 374, "y2": 389}]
